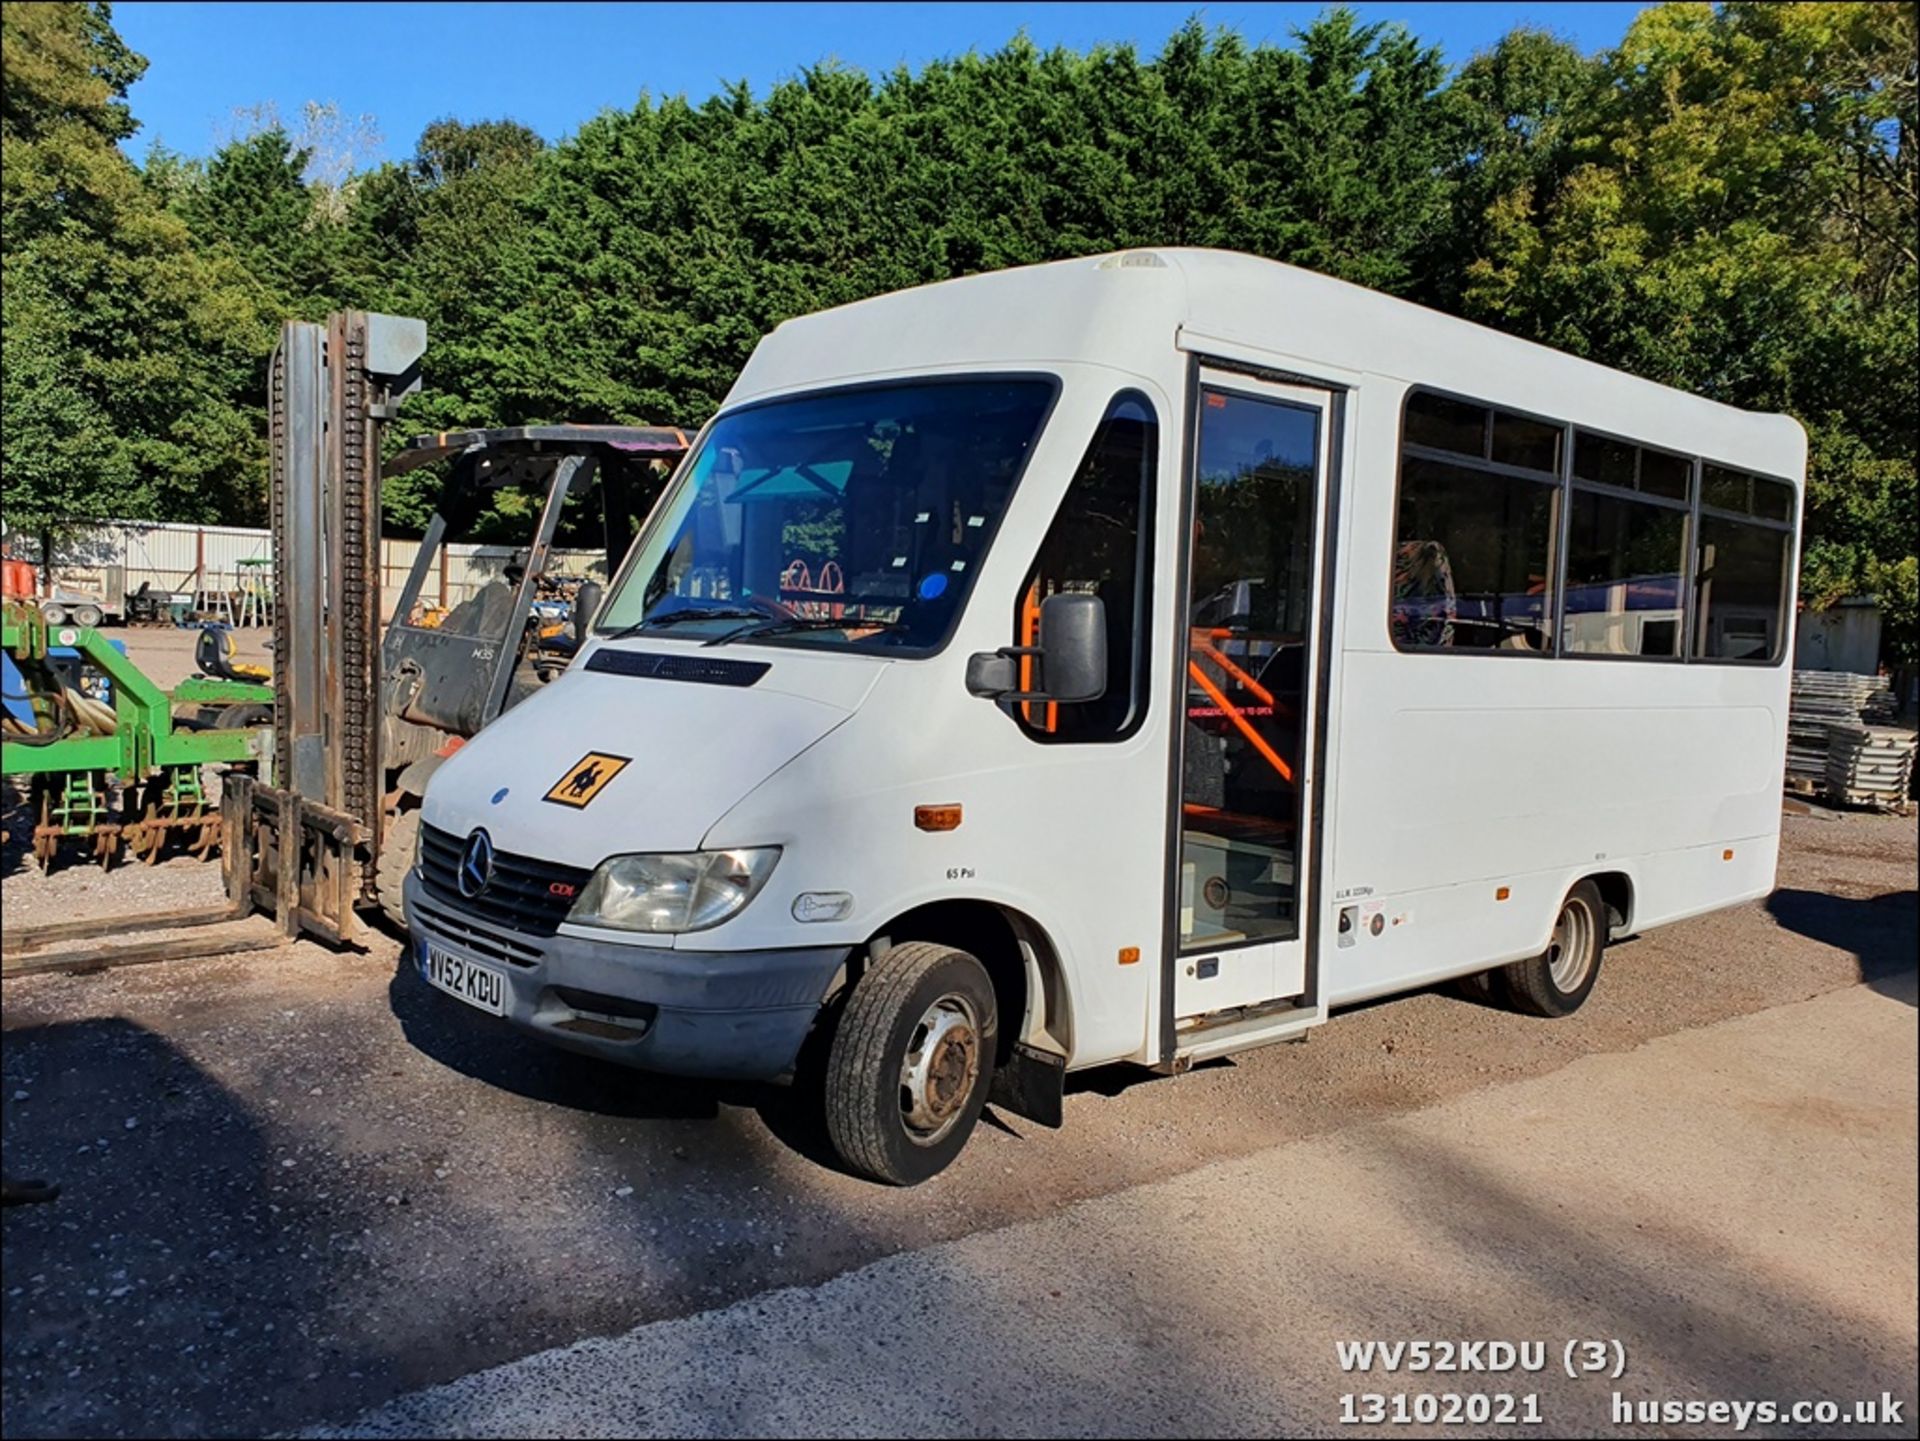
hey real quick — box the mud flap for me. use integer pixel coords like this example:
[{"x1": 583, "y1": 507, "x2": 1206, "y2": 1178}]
[{"x1": 988, "y1": 1042, "x2": 1066, "y2": 1129}]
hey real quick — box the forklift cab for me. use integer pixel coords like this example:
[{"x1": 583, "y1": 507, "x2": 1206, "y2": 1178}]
[{"x1": 380, "y1": 425, "x2": 689, "y2": 773}]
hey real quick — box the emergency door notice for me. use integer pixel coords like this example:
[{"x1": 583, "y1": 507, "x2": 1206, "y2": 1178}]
[{"x1": 543, "y1": 752, "x2": 633, "y2": 808}]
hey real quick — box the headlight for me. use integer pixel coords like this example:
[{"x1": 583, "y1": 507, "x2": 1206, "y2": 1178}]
[{"x1": 568, "y1": 847, "x2": 781, "y2": 933}]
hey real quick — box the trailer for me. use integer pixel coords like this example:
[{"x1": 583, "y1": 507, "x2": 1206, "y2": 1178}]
[{"x1": 1, "y1": 605, "x2": 273, "y2": 868}]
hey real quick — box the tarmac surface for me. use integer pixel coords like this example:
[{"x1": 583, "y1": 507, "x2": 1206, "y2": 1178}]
[
  {"x1": 311, "y1": 979, "x2": 1918, "y2": 1439},
  {"x1": 2, "y1": 796, "x2": 1914, "y2": 1438}
]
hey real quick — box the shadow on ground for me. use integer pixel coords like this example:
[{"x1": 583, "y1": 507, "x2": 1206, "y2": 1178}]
[
  {"x1": 1767, "y1": 887, "x2": 1918, "y2": 1006},
  {"x1": 0, "y1": 1018, "x2": 397, "y2": 1439}
]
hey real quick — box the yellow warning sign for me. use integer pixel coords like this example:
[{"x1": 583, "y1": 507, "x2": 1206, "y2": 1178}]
[{"x1": 543, "y1": 752, "x2": 632, "y2": 809}]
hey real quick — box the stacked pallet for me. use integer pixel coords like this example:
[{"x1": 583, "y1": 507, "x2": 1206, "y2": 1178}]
[
  {"x1": 1825, "y1": 723, "x2": 1918, "y2": 810},
  {"x1": 1786, "y1": 670, "x2": 1896, "y2": 792}
]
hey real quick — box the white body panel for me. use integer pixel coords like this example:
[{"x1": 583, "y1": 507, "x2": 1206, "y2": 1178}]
[{"x1": 422, "y1": 249, "x2": 1804, "y2": 1076}]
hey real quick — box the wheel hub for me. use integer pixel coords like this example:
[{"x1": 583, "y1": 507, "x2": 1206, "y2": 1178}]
[
  {"x1": 1547, "y1": 899, "x2": 1594, "y2": 991},
  {"x1": 899, "y1": 994, "x2": 980, "y2": 1145}
]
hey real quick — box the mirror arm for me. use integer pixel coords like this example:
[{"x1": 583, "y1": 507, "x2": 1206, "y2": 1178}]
[{"x1": 966, "y1": 644, "x2": 1045, "y2": 701}]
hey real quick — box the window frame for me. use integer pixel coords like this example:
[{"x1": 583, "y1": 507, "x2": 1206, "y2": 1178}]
[
  {"x1": 1389, "y1": 386, "x2": 1569, "y2": 660},
  {"x1": 1388, "y1": 386, "x2": 1799, "y2": 669},
  {"x1": 1009, "y1": 388, "x2": 1160, "y2": 745},
  {"x1": 1559, "y1": 428, "x2": 1695, "y2": 665},
  {"x1": 1690, "y1": 468, "x2": 1797, "y2": 667}
]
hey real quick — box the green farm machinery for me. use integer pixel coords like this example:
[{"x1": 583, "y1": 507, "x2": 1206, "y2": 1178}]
[{"x1": 2, "y1": 603, "x2": 273, "y2": 870}]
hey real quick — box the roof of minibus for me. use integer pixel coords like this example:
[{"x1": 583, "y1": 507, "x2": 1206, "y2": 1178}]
[{"x1": 727, "y1": 248, "x2": 1806, "y2": 484}]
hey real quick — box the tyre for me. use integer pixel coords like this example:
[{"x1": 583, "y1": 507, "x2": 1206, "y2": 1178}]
[
  {"x1": 1500, "y1": 880, "x2": 1608, "y2": 1018},
  {"x1": 1453, "y1": 969, "x2": 1502, "y2": 1005},
  {"x1": 73, "y1": 604, "x2": 103, "y2": 628},
  {"x1": 375, "y1": 807, "x2": 421, "y2": 934},
  {"x1": 40, "y1": 603, "x2": 67, "y2": 625},
  {"x1": 213, "y1": 703, "x2": 274, "y2": 729},
  {"x1": 824, "y1": 941, "x2": 998, "y2": 1185}
]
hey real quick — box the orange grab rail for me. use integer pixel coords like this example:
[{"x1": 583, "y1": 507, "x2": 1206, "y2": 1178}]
[{"x1": 1187, "y1": 660, "x2": 1294, "y2": 783}]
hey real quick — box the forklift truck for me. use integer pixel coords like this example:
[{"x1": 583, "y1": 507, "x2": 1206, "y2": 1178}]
[
  {"x1": 224, "y1": 312, "x2": 689, "y2": 941},
  {"x1": 372, "y1": 424, "x2": 689, "y2": 922}
]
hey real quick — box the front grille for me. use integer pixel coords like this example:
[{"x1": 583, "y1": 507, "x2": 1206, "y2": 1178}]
[
  {"x1": 413, "y1": 894, "x2": 545, "y2": 969},
  {"x1": 419, "y1": 823, "x2": 592, "y2": 938}
]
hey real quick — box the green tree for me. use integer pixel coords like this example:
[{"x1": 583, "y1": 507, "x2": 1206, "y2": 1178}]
[
  {"x1": 2, "y1": 1, "x2": 264, "y2": 531},
  {"x1": 1462, "y1": 1, "x2": 1917, "y2": 661},
  {"x1": 174, "y1": 127, "x2": 342, "y2": 318}
]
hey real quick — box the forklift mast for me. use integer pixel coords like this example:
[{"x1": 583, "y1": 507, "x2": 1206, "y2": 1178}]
[
  {"x1": 226, "y1": 312, "x2": 427, "y2": 944},
  {"x1": 225, "y1": 313, "x2": 692, "y2": 946}
]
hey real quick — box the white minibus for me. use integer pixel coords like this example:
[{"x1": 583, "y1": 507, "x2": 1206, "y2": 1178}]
[{"x1": 407, "y1": 249, "x2": 1803, "y2": 1183}]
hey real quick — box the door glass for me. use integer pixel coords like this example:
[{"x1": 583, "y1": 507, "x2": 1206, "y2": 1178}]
[
  {"x1": 1180, "y1": 388, "x2": 1319, "y2": 951},
  {"x1": 1014, "y1": 391, "x2": 1157, "y2": 742}
]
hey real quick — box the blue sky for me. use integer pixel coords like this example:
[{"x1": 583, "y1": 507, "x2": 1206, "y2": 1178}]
[{"x1": 113, "y1": 1, "x2": 1650, "y2": 164}]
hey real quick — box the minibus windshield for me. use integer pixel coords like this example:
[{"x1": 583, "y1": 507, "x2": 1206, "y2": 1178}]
[{"x1": 596, "y1": 378, "x2": 1055, "y2": 652}]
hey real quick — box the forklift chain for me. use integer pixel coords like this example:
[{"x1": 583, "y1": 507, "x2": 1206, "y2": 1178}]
[
  {"x1": 337, "y1": 317, "x2": 377, "y2": 858},
  {"x1": 269, "y1": 338, "x2": 292, "y2": 787}
]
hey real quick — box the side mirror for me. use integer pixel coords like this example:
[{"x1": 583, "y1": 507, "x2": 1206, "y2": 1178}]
[
  {"x1": 1037, "y1": 592, "x2": 1107, "y2": 703},
  {"x1": 966, "y1": 592, "x2": 1107, "y2": 705},
  {"x1": 573, "y1": 580, "x2": 604, "y2": 649}
]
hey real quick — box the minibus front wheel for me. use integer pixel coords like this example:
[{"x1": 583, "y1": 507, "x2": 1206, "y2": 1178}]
[{"x1": 824, "y1": 941, "x2": 999, "y2": 1185}]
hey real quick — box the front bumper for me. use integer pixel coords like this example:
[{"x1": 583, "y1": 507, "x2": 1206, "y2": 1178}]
[{"x1": 404, "y1": 872, "x2": 848, "y2": 1080}]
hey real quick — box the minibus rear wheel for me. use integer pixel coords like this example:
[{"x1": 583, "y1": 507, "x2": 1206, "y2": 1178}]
[
  {"x1": 824, "y1": 941, "x2": 998, "y2": 1185},
  {"x1": 1501, "y1": 880, "x2": 1608, "y2": 1018}
]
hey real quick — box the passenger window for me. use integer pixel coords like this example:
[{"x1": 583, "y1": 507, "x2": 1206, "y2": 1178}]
[
  {"x1": 1014, "y1": 392, "x2": 1156, "y2": 741},
  {"x1": 1392, "y1": 455, "x2": 1559, "y2": 653},
  {"x1": 1573, "y1": 432, "x2": 1637, "y2": 489},
  {"x1": 1563, "y1": 432, "x2": 1691, "y2": 658},
  {"x1": 1403, "y1": 392, "x2": 1487, "y2": 458},
  {"x1": 1563, "y1": 491, "x2": 1689, "y2": 657},
  {"x1": 1490, "y1": 412, "x2": 1562, "y2": 473},
  {"x1": 1694, "y1": 467, "x2": 1793, "y2": 663},
  {"x1": 1637, "y1": 449, "x2": 1692, "y2": 501}
]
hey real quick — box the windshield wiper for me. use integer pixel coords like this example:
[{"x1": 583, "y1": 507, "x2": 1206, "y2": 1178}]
[
  {"x1": 601, "y1": 607, "x2": 768, "y2": 642},
  {"x1": 703, "y1": 615, "x2": 908, "y2": 647}
]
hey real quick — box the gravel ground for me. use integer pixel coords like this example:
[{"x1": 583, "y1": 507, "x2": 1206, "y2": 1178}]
[
  {"x1": 89, "y1": 624, "x2": 273, "y2": 693},
  {"x1": 1, "y1": 806, "x2": 1912, "y2": 1438}
]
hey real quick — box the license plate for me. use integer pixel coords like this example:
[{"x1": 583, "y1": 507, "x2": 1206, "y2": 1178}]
[{"x1": 423, "y1": 943, "x2": 507, "y2": 1017}]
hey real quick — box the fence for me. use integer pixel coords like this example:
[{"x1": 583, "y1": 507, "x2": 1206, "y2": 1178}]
[{"x1": 2, "y1": 519, "x2": 607, "y2": 623}]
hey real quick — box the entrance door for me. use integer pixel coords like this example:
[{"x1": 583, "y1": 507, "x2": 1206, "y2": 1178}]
[{"x1": 1173, "y1": 372, "x2": 1332, "y2": 1018}]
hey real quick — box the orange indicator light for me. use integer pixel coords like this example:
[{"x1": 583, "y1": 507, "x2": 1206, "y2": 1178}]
[
  {"x1": 915, "y1": 804, "x2": 963, "y2": 832},
  {"x1": 1495, "y1": 886, "x2": 1511, "y2": 901},
  {"x1": 1118, "y1": 947, "x2": 1140, "y2": 966}
]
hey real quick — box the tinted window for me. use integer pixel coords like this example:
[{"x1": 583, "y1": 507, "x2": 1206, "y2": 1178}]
[
  {"x1": 1562, "y1": 489, "x2": 1688, "y2": 657},
  {"x1": 1701, "y1": 464, "x2": 1750, "y2": 513},
  {"x1": 1491, "y1": 412, "x2": 1562, "y2": 474},
  {"x1": 1403, "y1": 392, "x2": 1487, "y2": 458},
  {"x1": 1015, "y1": 394, "x2": 1156, "y2": 741},
  {"x1": 1402, "y1": 397, "x2": 1796, "y2": 666},
  {"x1": 1753, "y1": 476, "x2": 1793, "y2": 522},
  {"x1": 1573, "y1": 432, "x2": 1636, "y2": 489},
  {"x1": 1638, "y1": 449, "x2": 1692, "y2": 501},
  {"x1": 1572, "y1": 431, "x2": 1693, "y2": 501},
  {"x1": 1694, "y1": 514, "x2": 1790, "y2": 662},
  {"x1": 1393, "y1": 457, "x2": 1558, "y2": 652}
]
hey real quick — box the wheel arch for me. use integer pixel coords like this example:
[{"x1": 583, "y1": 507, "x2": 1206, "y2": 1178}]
[
  {"x1": 1580, "y1": 870, "x2": 1634, "y2": 936},
  {"x1": 863, "y1": 898, "x2": 1074, "y2": 1064}
]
